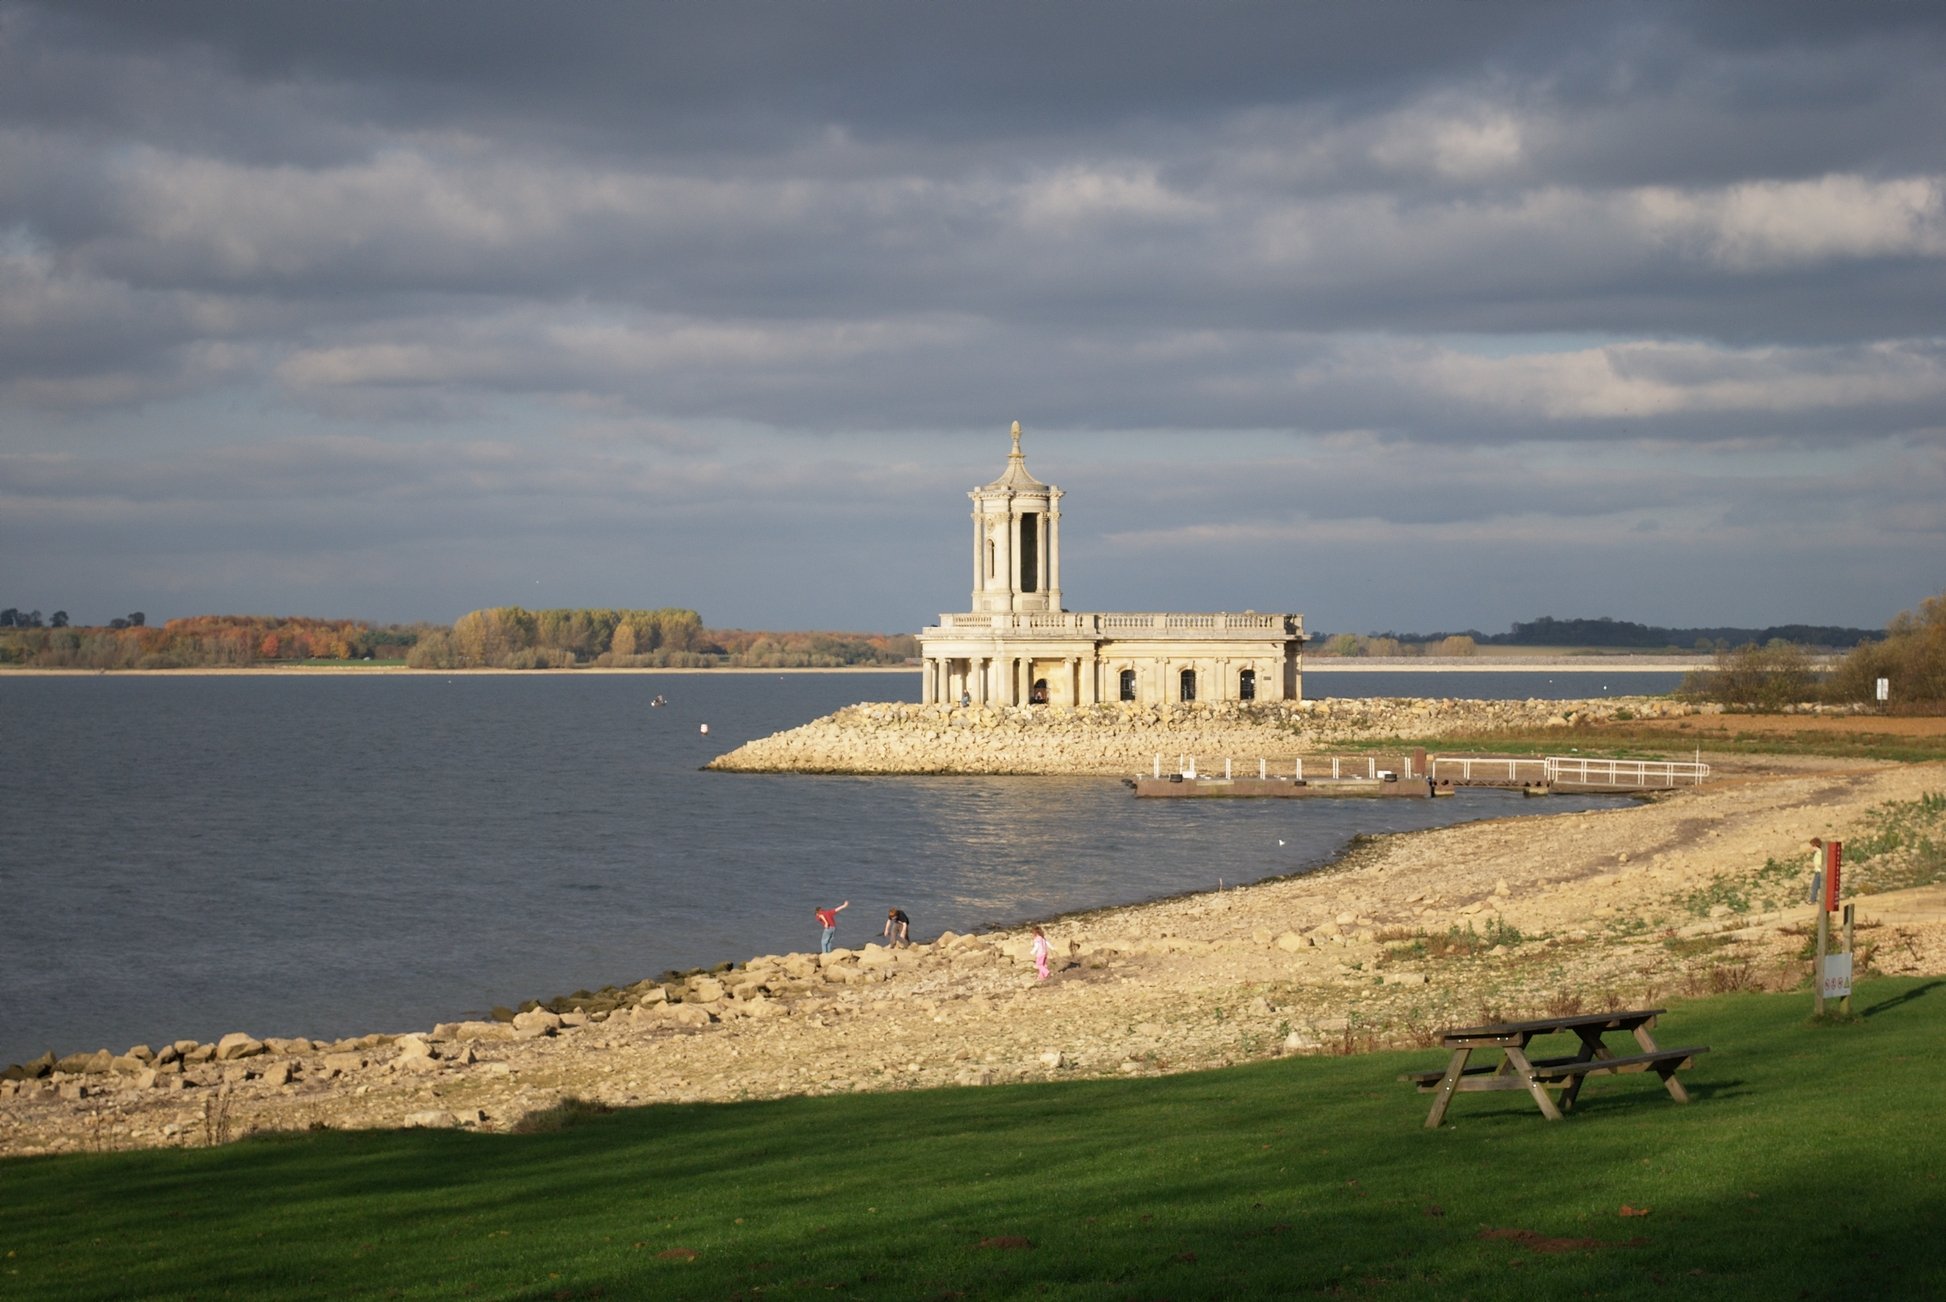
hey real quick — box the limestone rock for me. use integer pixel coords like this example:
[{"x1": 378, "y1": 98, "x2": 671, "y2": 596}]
[
  {"x1": 511, "y1": 1009, "x2": 562, "y2": 1038},
  {"x1": 215, "y1": 1033, "x2": 265, "y2": 1061},
  {"x1": 404, "y1": 1110, "x2": 458, "y2": 1129}
]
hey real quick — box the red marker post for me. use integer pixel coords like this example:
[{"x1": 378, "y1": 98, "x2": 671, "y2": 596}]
[{"x1": 1811, "y1": 839, "x2": 1849, "y2": 1015}]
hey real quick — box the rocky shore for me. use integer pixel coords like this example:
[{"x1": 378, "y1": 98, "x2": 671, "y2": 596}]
[
  {"x1": 704, "y1": 695, "x2": 1714, "y2": 774},
  {"x1": 6, "y1": 742, "x2": 1943, "y2": 1159}
]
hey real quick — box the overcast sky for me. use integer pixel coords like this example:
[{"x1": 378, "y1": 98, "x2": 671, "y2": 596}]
[{"x1": 2, "y1": 1, "x2": 1942, "y2": 635}]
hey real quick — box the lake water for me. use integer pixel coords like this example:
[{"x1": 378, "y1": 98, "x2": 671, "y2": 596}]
[{"x1": 0, "y1": 671, "x2": 1645, "y2": 1067}]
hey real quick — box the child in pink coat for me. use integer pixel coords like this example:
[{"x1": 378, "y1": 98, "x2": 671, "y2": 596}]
[{"x1": 1031, "y1": 925, "x2": 1051, "y2": 981}]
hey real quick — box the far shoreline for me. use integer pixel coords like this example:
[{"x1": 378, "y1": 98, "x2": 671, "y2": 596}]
[{"x1": 0, "y1": 655, "x2": 1713, "y2": 678}]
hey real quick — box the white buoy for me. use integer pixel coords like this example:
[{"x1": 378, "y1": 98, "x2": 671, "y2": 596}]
[{"x1": 700, "y1": 723, "x2": 709, "y2": 734}]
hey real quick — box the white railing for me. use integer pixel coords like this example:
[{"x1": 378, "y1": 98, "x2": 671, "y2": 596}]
[
  {"x1": 1545, "y1": 757, "x2": 1710, "y2": 788},
  {"x1": 1154, "y1": 754, "x2": 1395, "y2": 782},
  {"x1": 1432, "y1": 757, "x2": 1544, "y2": 784}
]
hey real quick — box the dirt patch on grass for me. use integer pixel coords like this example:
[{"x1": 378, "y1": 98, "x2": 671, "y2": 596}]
[{"x1": 1623, "y1": 714, "x2": 1946, "y2": 738}]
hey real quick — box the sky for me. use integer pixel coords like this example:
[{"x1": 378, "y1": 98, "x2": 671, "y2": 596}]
[{"x1": 2, "y1": 1, "x2": 1942, "y2": 636}]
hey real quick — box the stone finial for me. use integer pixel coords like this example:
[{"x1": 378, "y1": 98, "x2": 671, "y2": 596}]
[{"x1": 1010, "y1": 419, "x2": 1022, "y2": 457}]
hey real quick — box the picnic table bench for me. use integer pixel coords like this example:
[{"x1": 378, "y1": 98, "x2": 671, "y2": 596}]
[{"x1": 1403, "y1": 1008, "x2": 1707, "y2": 1126}]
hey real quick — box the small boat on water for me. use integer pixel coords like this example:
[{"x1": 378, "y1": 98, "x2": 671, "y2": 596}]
[{"x1": 650, "y1": 694, "x2": 668, "y2": 707}]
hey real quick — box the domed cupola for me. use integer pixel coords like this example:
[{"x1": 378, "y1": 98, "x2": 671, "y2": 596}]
[{"x1": 969, "y1": 421, "x2": 1063, "y2": 614}]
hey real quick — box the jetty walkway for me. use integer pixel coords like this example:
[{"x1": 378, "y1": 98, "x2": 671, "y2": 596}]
[{"x1": 1132, "y1": 750, "x2": 1710, "y2": 798}]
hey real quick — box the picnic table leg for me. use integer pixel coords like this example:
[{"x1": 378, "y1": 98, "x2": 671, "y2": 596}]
[
  {"x1": 1501, "y1": 1045, "x2": 1564, "y2": 1120},
  {"x1": 1559, "y1": 1029, "x2": 1611, "y2": 1112},
  {"x1": 1424, "y1": 1048, "x2": 1471, "y2": 1128},
  {"x1": 1632, "y1": 1023, "x2": 1693, "y2": 1103}
]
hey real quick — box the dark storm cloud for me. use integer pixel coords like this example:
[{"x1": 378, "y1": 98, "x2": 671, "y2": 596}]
[{"x1": 2, "y1": 0, "x2": 1942, "y2": 629}]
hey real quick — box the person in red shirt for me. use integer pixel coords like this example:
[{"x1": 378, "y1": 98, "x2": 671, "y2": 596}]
[{"x1": 815, "y1": 900, "x2": 850, "y2": 953}]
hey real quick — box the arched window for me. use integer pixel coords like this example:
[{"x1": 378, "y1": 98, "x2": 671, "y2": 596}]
[
  {"x1": 1118, "y1": 668, "x2": 1137, "y2": 701},
  {"x1": 1030, "y1": 678, "x2": 1048, "y2": 704},
  {"x1": 1238, "y1": 668, "x2": 1256, "y2": 701},
  {"x1": 1180, "y1": 668, "x2": 1197, "y2": 702}
]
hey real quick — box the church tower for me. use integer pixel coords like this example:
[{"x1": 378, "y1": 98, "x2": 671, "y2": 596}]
[
  {"x1": 918, "y1": 417, "x2": 1302, "y2": 708},
  {"x1": 969, "y1": 421, "x2": 1063, "y2": 614}
]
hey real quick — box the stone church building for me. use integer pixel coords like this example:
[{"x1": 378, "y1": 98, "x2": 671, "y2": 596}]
[{"x1": 917, "y1": 423, "x2": 1305, "y2": 707}]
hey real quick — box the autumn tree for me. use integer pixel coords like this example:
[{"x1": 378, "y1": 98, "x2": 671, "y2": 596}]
[{"x1": 1824, "y1": 590, "x2": 1946, "y2": 708}]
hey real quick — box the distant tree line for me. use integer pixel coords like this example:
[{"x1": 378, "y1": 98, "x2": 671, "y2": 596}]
[
  {"x1": 1309, "y1": 633, "x2": 1481, "y2": 658},
  {"x1": 705, "y1": 627, "x2": 920, "y2": 668},
  {"x1": 1346, "y1": 614, "x2": 1881, "y2": 652},
  {"x1": 2, "y1": 608, "x2": 144, "y2": 630},
  {"x1": 0, "y1": 615, "x2": 417, "y2": 669},
  {"x1": 0, "y1": 605, "x2": 917, "y2": 670},
  {"x1": 406, "y1": 607, "x2": 917, "y2": 669}
]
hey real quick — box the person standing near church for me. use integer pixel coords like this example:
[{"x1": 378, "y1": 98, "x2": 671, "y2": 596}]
[{"x1": 815, "y1": 900, "x2": 850, "y2": 954}]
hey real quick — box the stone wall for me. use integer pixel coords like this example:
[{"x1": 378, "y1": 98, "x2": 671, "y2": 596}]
[{"x1": 704, "y1": 696, "x2": 1708, "y2": 775}]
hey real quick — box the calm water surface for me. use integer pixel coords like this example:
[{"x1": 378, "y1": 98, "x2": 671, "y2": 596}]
[{"x1": 0, "y1": 672, "x2": 1635, "y2": 1065}]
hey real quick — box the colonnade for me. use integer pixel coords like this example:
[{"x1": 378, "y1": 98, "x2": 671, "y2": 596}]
[{"x1": 919, "y1": 654, "x2": 1293, "y2": 707}]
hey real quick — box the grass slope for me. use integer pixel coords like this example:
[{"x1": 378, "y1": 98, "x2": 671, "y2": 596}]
[{"x1": 6, "y1": 981, "x2": 1943, "y2": 1299}]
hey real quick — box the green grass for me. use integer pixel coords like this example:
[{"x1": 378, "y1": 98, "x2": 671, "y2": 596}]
[{"x1": 6, "y1": 980, "x2": 1943, "y2": 1299}]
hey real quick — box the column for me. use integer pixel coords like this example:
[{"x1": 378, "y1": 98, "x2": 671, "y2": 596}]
[
  {"x1": 1048, "y1": 506, "x2": 1061, "y2": 607},
  {"x1": 1037, "y1": 514, "x2": 1050, "y2": 595},
  {"x1": 972, "y1": 511, "x2": 983, "y2": 599},
  {"x1": 996, "y1": 504, "x2": 1014, "y2": 608}
]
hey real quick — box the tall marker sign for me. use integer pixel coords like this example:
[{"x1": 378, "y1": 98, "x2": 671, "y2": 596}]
[{"x1": 1809, "y1": 838, "x2": 1852, "y2": 1015}]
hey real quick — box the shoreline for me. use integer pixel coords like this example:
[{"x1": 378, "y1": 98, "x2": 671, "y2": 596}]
[
  {"x1": 0, "y1": 654, "x2": 1712, "y2": 677},
  {"x1": 6, "y1": 749, "x2": 1943, "y2": 1156},
  {"x1": 0, "y1": 664, "x2": 911, "y2": 677}
]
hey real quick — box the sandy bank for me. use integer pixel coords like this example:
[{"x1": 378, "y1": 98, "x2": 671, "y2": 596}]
[{"x1": 5, "y1": 750, "x2": 1942, "y2": 1156}]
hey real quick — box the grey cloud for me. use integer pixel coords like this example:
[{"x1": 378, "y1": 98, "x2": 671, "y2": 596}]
[{"x1": 3, "y1": 0, "x2": 1943, "y2": 631}]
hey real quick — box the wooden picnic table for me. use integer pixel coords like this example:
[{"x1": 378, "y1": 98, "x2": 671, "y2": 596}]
[{"x1": 1403, "y1": 1008, "x2": 1707, "y2": 1127}]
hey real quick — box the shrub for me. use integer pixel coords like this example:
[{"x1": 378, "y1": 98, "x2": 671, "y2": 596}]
[
  {"x1": 1679, "y1": 639, "x2": 1819, "y2": 709},
  {"x1": 1823, "y1": 589, "x2": 1946, "y2": 709}
]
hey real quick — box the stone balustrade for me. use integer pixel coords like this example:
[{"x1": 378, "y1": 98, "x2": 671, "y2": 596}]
[{"x1": 926, "y1": 611, "x2": 1301, "y2": 636}]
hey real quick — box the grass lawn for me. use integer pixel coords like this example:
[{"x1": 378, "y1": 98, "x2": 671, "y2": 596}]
[{"x1": 5, "y1": 980, "x2": 1942, "y2": 1299}]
